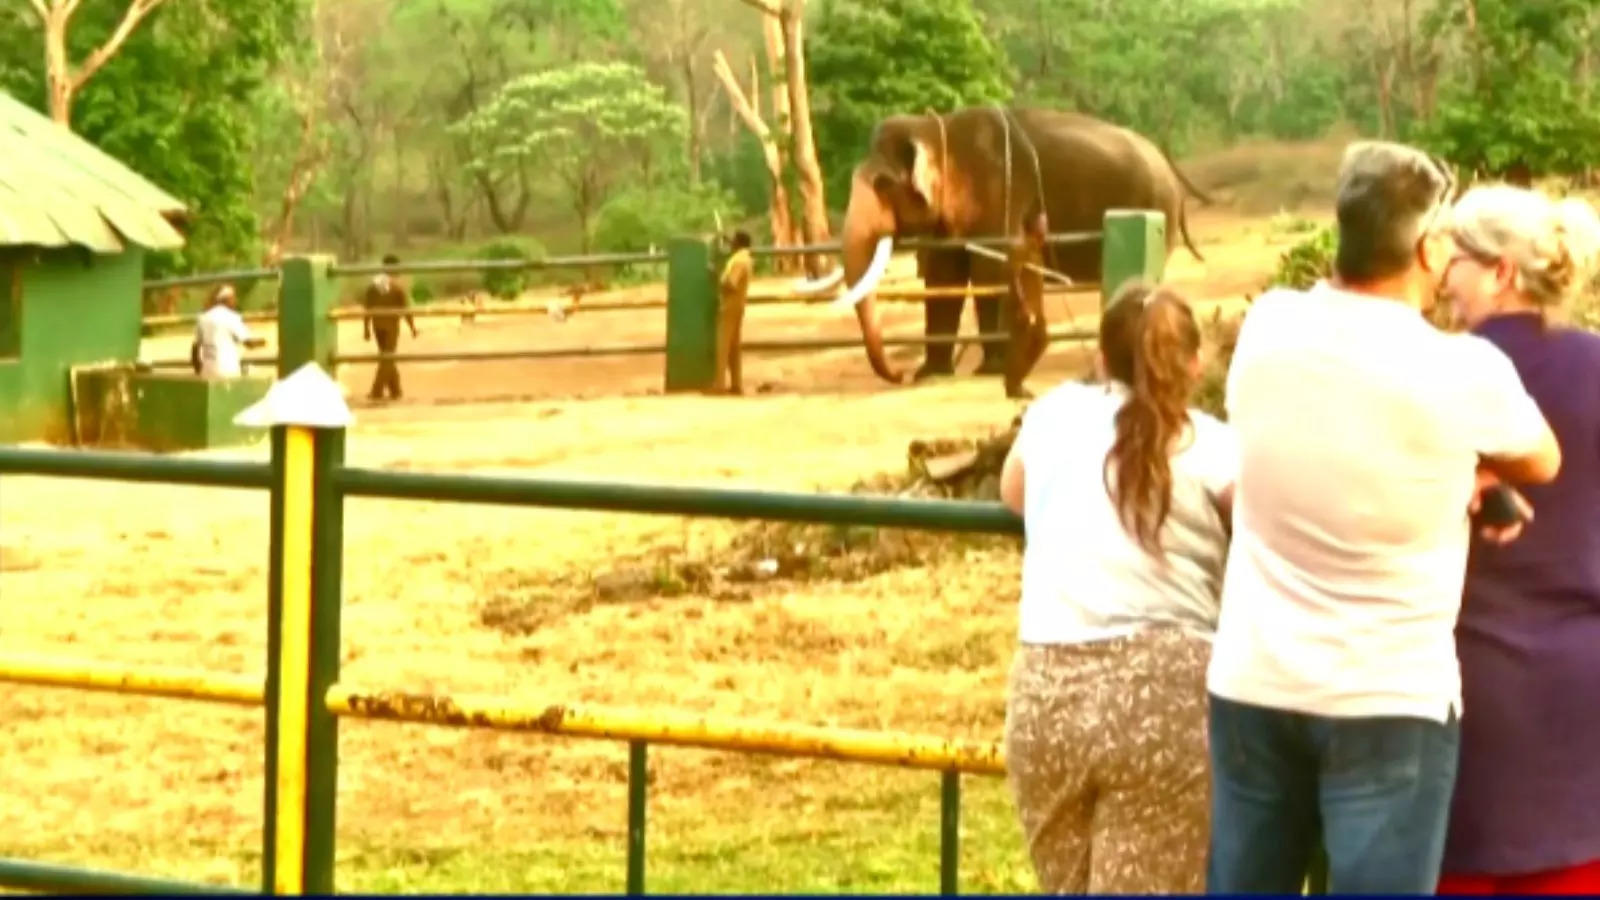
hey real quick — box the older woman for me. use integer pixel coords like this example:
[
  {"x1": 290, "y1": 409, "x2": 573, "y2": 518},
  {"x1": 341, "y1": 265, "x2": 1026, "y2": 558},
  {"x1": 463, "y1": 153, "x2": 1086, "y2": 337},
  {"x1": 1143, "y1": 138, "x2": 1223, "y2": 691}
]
[{"x1": 1437, "y1": 185, "x2": 1600, "y2": 894}]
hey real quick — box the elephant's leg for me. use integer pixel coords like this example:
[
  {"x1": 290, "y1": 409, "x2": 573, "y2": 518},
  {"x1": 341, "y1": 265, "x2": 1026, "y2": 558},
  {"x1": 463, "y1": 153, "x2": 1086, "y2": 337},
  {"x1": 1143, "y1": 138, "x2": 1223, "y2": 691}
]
[
  {"x1": 915, "y1": 249, "x2": 969, "y2": 380},
  {"x1": 998, "y1": 277, "x2": 1049, "y2": 395},
  {"x1": 969, "y1": 253, "x2": 1010, "y2": 376}
]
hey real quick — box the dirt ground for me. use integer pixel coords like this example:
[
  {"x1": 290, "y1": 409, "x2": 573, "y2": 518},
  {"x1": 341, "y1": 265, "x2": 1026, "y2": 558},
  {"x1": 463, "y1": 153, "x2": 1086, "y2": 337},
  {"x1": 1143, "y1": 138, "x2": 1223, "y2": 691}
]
[{"x1": 0, "y1": 197, "x2": 1322, "y2": 889}]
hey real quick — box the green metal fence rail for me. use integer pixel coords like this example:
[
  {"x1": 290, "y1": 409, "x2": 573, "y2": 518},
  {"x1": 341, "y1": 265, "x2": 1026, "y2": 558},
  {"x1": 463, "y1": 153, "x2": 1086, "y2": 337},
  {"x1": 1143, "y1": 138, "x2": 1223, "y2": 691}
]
[
  {"x1": 0, "y1": 412, "x2": 1022, "y2": 896},
  {"x1": 136, "y1": 211, "x2": 1167, "y2": 392}
]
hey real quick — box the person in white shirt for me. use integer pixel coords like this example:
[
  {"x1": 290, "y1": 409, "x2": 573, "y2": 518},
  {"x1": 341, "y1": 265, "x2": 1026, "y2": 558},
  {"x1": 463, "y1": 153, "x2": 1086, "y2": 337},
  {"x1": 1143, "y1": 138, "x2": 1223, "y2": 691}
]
[
  {"x1": 192, "y1": 284, "x2": 264, "y2": 378},
  {"x1": 1205, "y1": 141, "x2": 1562, "y2": 894},
  {"x1": 998, "y1": 282, "x2": 1236, "y2": 893}
]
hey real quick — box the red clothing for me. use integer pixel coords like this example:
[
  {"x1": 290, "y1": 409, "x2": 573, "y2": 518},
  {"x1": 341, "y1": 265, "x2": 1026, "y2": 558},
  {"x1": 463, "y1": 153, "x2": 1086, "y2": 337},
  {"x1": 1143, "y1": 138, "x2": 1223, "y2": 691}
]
[{"x1": 1438, "y1": 856, "x2": 1600, "y2": 895}]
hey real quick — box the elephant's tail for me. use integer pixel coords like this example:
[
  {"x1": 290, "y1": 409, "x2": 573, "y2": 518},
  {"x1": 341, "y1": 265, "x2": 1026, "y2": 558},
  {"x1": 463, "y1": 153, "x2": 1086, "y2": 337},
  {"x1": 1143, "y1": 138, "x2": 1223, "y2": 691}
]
[
  {"x1": 1178, "y1": 194, "x2": 1206, "y2": 264},
  {"x1": 1158, "y1": 144, "x2": 1216, "y2": 207},
  {"x1": 1155, "y1": 143, "x2": 1210, "y2": 263}
]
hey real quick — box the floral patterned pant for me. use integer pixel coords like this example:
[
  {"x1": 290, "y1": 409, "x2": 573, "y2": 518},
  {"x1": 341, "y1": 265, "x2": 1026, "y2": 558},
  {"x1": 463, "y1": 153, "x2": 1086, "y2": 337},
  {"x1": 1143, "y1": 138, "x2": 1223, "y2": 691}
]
[{"x1": 1004, "y1": 627, "x2": 1213, "y2": 894}]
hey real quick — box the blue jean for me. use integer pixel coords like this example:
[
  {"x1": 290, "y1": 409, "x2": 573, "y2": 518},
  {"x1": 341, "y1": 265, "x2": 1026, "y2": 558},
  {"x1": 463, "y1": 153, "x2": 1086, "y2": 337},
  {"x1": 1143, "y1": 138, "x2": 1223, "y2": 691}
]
[{"x1": 1206, "y1": 694, "x2": 1461, "y2": 894}]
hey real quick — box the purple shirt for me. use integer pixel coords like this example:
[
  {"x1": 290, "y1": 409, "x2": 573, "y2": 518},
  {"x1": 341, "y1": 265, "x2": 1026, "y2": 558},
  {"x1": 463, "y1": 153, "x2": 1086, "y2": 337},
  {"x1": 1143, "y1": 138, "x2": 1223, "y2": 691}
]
[{"x1": 1444, "y1": 312, "x2": 1600, "y2": 875}]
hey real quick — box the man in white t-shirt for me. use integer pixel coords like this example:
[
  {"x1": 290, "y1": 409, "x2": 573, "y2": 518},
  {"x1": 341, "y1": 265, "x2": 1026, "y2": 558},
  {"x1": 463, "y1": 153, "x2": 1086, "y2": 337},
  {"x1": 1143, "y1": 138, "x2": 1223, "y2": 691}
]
[
  {"x1": 1205, "y1": 142, "x2": 1562, "y2": 894},
  {"x1": 192, "y1": 284, "x2": 265, "y2": 378}
]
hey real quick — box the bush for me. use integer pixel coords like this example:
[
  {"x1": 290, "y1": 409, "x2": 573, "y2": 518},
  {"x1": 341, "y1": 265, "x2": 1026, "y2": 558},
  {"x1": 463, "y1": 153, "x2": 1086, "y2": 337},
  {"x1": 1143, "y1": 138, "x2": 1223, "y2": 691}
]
[
  {"x1": 1268, "y1": 224, "x2": 1337, "y2": 291},
  {"x1": 592, "y1": 181, "x2": 740, "y2": 255},
  {"x1": 477, "y1": 238, "x2": 546, "y2": 301}
]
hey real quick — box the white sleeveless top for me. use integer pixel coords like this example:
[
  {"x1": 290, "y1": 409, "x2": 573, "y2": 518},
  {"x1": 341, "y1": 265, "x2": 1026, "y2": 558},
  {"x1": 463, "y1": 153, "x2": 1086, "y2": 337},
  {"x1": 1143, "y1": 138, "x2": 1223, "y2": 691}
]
[{"x1": 1014, "y1": 380, "x2": 1237, "y2": 644}]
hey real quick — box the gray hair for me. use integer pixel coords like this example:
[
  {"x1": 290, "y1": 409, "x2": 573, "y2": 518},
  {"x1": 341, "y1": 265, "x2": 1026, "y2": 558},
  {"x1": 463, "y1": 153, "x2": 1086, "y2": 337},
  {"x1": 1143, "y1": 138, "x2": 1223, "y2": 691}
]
[
  {"x1": 1333, "y1": 141, "x2": 1455, "y2": 283},
  {"x1": 1450, "y1": 185, "x2": 1600, "y2": 307}
]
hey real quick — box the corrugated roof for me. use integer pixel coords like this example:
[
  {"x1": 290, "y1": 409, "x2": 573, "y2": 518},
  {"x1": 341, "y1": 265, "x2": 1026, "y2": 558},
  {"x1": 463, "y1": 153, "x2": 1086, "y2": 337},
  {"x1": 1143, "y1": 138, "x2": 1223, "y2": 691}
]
[{"x1": 0, "y1": 89, "x2": 186, "y2": 253}]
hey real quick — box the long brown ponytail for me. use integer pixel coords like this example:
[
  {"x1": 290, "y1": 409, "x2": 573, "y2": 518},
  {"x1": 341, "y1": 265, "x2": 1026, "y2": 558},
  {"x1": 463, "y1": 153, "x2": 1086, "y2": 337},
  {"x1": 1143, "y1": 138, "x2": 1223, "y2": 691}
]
[{"x1": 1100, "y1": 281, "x2": 1203, "y2": 554}]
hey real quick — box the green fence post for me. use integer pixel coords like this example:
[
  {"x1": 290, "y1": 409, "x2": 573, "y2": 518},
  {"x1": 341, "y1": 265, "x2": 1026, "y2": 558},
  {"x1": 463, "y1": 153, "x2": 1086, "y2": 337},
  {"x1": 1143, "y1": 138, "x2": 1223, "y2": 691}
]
[
  {"x1": 278, "y1": 256, "x2": 340, "y2": 378},
  {"x1": 663, "y1": 237, "x2": 718, "y2": 392},
  {"x1": 626, "y1": 740, "x2": 648, "y2": 895},
  {"x1": 939, "y1": 771, "x2": 960, "y2": 895},
  {"x1": 1099, "y1": 210, "x2": 1167, "y2": 310},
  {"x1": 245, "y1": 363, "x2": 349, "y2": 895}
]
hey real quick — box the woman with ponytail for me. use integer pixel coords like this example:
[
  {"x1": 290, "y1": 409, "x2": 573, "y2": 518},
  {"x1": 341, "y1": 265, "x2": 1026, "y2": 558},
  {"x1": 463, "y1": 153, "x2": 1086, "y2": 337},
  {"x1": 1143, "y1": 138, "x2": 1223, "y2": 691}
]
[
  {"x1": 1435, "y1": 187, "x2": 1600, "y2": 894},
  {"x1": 998, "y1": 281, "x2": 1235, "y2": 893}
]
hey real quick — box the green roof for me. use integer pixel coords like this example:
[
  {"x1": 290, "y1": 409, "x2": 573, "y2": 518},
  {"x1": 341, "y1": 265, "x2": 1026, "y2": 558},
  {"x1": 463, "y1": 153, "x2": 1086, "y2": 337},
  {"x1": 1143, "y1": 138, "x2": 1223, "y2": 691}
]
[{"x1": 0, "y1": 89, "x2": 186, "y2": 253}]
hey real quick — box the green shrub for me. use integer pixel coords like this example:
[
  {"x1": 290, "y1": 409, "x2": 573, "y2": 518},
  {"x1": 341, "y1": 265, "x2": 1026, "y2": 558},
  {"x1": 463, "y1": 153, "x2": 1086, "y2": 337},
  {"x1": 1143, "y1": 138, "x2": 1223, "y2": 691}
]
[
  {"x1": 1268, "y1": 224, "x2": 1337, "y2": 290},
  {"x1": 477, "y1": 238, "x2": 546, "y2": 301},
  {"x1": 593, "y1": 181, "x2": 739, "y2": 255}
]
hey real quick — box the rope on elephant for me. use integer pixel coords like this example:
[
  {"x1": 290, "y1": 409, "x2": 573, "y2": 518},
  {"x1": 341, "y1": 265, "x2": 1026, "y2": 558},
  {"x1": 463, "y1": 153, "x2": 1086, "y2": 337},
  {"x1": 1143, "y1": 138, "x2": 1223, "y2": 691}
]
[
  {"x1": 962, "y1": 242, "x2": 1074, "y2": 287},
  {"x1": 995, "y1": 104, "x2": 1096, "y2": 374}
]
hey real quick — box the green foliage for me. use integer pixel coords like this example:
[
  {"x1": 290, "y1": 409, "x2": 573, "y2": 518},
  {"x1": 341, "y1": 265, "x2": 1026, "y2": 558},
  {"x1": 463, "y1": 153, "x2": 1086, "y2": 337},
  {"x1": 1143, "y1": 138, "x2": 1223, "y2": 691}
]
[
  {"x1": 453, "y1": 61, "x2": 687, "y2": 249},
  {"x1": 703, "y1": 133, "x2": 773, "y2": 222},
  {"x1": 809, "y1": 0, "x2": 1012, "y2": 204},
  {"x1": 1268, "y1": 224, "x2": 1338, "y2": 290},
  {"x1": 1416, "y1": 0, "x2": 1600, "y2": 180},
  {"x1": 477, "y1": 238, "x2": 546, "y2": 300},
  {"x1": 593, "y1": 181, "x2": 738, "y2": 253},
  {"x1": 0, "y1": 0, "x2": 303, "y2": 277}
]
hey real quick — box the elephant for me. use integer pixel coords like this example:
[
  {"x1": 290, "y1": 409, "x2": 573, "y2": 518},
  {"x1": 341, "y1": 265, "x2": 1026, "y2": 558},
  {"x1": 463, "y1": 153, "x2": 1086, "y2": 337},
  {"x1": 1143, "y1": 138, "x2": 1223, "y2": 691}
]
[{"x1": 799, "y1": 107, "x2": 1211, "y2": 398}]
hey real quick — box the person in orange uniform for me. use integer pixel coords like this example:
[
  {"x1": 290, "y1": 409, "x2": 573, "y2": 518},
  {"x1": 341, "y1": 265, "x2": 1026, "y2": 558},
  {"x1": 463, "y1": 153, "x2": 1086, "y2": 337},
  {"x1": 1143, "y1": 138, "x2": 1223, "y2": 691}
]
[{"x1": 713, "y1": 231, "x2": 753, "y2": 395}]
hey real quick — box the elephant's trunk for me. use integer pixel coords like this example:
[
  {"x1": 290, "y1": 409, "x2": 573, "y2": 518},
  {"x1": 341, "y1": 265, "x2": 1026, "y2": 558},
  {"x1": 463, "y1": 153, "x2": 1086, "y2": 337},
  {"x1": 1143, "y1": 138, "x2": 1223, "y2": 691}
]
[{"x1": 836, "y1": 169, "x2": 902, "y2": 384}]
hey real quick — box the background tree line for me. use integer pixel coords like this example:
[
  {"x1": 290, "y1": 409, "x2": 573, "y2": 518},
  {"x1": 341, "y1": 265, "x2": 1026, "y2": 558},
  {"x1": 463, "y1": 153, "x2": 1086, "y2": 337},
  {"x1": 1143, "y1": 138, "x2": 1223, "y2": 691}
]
[{"x1": 3, "y1": 0, "x2": 1597, "y2": 280}]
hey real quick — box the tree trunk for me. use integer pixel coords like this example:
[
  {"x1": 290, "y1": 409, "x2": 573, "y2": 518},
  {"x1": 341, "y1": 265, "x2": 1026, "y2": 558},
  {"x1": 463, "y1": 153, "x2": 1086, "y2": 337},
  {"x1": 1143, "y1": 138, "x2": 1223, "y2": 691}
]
[
  {"x1": 32, "y1": 0, "x2": 170, "y2": 128},
  {"x1": 713, "y1": 50, "x2": 797, "y2": 272},
  {"x1": 41, "y1": 5, "x2": 73, "y2": 125},
  {"x1": 391, "y1": 126, "x2": 409, "y2": 248},
  {"x1": 263, "y1": 100, "x2": 326, "y2": 266},
  {"x1": 779, "y1": 0, "x2": 830, "y2": 277},
  {"x1": 763, "y1": 13, "x2": 790, "y2": 145},
  {"x1": 684, "y1": 53, "x2": 703, "y2": 184}
]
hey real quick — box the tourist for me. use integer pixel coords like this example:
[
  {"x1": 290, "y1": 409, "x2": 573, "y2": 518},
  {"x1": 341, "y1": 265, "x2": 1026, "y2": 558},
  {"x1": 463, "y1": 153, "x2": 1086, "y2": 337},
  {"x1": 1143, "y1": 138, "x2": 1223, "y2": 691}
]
[
  {"x1": 1204, "y1": 141, "x2": 1562, "y2": 894},
  {"x1": 1435, "y1": 185, "x2": 1600, "y2": 894},
  {"x1": 998, "y1": 281, "x2": 1234, "y2": 893},
  {"x1": 363, "y1": 254, "x2": 419, "y2": 401},
  {"x1": 192, "y1": 284, "x2": 264, "y2": 378},
  {"x1": 713, "y1": 230, "x2": 753, "y2": 395}
]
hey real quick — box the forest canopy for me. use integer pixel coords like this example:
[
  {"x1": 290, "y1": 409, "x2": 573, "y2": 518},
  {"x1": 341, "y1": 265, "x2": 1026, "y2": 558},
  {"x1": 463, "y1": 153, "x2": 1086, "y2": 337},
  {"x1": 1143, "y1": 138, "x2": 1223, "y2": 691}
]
[{"x1": 3, "y1": 0, "x2": 1597, "y2": 276}]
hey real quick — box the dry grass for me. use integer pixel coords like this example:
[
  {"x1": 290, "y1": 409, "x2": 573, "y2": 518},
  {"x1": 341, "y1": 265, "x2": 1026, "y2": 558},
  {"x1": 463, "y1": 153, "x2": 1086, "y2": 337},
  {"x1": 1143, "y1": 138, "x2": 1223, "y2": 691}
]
[{"x1": 0, "y1": 153, "x2": 1339, "y2": 891}]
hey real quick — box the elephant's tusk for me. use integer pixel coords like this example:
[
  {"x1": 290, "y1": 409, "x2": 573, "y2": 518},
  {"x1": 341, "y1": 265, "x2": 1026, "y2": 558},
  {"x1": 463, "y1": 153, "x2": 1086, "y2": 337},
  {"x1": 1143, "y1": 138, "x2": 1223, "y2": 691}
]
[
  {"x1": 790, "y1": 267, "x2": 844, "y2": 295},
  {"x1": 831, "y1": 236, "x2": 896, "y2": 310}
]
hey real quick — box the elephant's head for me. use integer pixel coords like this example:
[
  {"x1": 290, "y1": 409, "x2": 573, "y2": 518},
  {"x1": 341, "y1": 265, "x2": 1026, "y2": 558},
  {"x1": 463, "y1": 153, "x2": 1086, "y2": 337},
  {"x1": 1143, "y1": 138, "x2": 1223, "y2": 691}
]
[{"x1": 810, "y1": 114, "x2": 960, "y2": 383}]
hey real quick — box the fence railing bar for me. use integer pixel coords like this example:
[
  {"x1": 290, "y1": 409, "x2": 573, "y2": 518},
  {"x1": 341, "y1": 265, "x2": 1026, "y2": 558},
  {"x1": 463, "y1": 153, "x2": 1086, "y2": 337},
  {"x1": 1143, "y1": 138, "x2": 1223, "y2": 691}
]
[
  {"x1": 141, "y1": 268, "x2": 279, "y2": 293},
  {"x1": 746, "y1": 230, "x2": 1100, "y2": 258},
  {"x1": 325, "y1": 327, "x2": 1095, "y2": 366},
  {"x1": 0, "y1": 655, "x2": 263, "y2": 707},
  {"x1": 331, "y1": 468, "x2": 1023, "y2": 536},
  {"x1": 324, "y1": 685, "x2": 1008, "y2": 774},
  {"x1": 140, "y1": 356, "x2": 278, "y2": 371},
  {"x1": 0, "y1": 858, "x2": 253, "y2": 895},
  {"x1": 0, "y1": 448, "x2": 272, "y2": 489},
  {"x1": 141, "y1": 310, "x2": 280, "y2": 328},
  {"x1": 326, "y1": 251, "x2": 670, "y2": 279}
]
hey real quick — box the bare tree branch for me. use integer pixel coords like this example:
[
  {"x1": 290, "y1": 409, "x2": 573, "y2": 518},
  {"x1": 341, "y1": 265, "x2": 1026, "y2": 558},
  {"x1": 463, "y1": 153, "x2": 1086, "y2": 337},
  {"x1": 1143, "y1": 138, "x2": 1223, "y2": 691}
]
[
  {"x1": 71, "y1": 0, "x2": 166, "y2": 90},
  {"x1": 713, "y1": 49, "x2": 771, "y2": 139},
  {"x1": 26, "y1": 0, "x2": 49, "y2": 22}
]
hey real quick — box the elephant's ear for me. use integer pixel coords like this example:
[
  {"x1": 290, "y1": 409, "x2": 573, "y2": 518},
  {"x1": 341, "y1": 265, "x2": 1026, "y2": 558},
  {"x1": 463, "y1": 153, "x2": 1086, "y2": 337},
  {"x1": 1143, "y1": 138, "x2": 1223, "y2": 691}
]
[{"x1": 909, "y1": 138, "x2": 941, "y2": 213}]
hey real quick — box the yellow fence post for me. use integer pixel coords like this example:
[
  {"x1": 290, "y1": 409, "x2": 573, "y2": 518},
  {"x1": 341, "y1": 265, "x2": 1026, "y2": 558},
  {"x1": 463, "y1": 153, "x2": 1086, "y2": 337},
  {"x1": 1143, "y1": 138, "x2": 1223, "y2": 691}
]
[{"x1": 237, "y1": 363, "x2": 352, "y2": 895}]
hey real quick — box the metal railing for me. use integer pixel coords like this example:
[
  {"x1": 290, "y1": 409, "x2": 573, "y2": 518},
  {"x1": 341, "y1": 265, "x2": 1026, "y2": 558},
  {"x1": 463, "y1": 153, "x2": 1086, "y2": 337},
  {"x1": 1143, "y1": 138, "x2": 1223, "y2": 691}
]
[
  {"x1": 134, "y1": 219, "x2": 1137, "y2": 384},
  {"x1": 0, "y1": 419, "x2": 1022, "y2": 895}
]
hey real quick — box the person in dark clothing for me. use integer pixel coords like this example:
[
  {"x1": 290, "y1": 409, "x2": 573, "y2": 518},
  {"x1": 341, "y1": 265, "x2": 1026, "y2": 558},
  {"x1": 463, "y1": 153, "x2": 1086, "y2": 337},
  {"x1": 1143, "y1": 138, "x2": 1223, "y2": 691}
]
[
  {"x1": 362, "y1": 254, "x2": 418, "y2": 401},
  {"x1": 1435, "y1": 185, "x2": 1600, "y2": 895}
]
